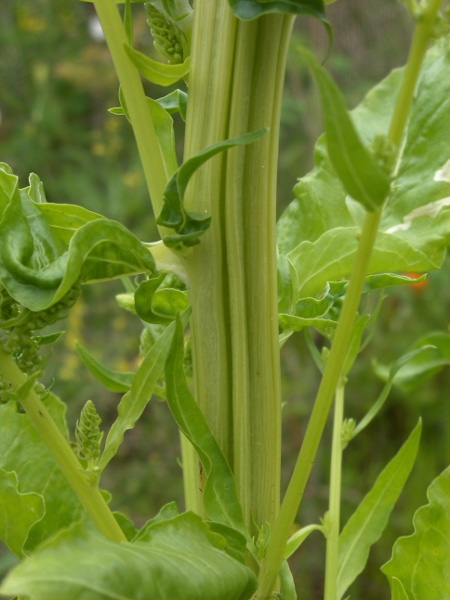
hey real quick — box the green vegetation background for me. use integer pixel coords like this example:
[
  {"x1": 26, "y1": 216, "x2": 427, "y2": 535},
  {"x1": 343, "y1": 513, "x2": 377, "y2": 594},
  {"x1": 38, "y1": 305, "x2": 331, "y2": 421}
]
[{"x1": 0, "y1": 1, "x2": 449, "y2": 598}]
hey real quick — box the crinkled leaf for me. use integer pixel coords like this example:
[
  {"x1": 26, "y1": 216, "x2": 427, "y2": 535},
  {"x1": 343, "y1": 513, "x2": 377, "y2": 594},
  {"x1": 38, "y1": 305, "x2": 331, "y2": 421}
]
[
  {"x1": 99, "y1": 310, "x2": 190, "y2": 472},
  {"x1": 133, "y1": 501, "x2": 180, "y2": 541},
  {"x1": 0, "y1": 163, "x2": 18, "y2": 217},
  {"x1": 382, "y1": 465, "x2": 450, "y2": 600},
  {"x1": 76, "y1": 343, "x2": 134, "y2": 393},
  {"x1": 165, "y1": 317, "x2": 247, "y2": 537},
  {"x1": 134, "y1": 274, "x2": 188, "y2": 324},
  {"x1": 0, "y1": 183, "x2": 155, "y2": 311},
  {"x1": 299, "y1": 46, "x2": 391, "y2": 211},
  {"x1": 278, "y1": 38, "x2": 450, "y2": 303},
  {"x1": 158, "y1": 129, "x2": 267, "y2": 249},
  {"x1": 124, "y1": 43, "x2": 190, "y2": 85},
  {"x1": 228, "y1": 0, "x2": 327, "y2": 22},
  {"x1": 0, "y1": 470, "x2": 45, "y2": 557},
  {"x1": 1, "y1": 514, "x2": 258, "y2": 600},
  {"x1": 337, "y1": 421, "x2": 422, "y2": 600},
  {"x1": 0, "y1": 396, "x2": 84, "y2": 553},
  {"x1": 288, "y1": 227, "x2": 440, "y2": 301}
]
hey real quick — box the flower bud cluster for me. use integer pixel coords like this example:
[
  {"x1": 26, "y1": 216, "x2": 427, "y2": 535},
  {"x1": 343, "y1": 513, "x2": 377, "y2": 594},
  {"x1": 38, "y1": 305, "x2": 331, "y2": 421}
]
[{"x1": 145, "y1": 3, "x2": 188, "y2": 64}]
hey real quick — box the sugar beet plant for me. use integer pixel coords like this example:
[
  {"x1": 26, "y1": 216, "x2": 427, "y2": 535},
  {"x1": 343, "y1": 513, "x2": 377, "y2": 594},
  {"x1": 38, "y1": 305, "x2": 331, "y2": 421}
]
[{"x1": 1, "y1": 0, "x2": 450, "y2": 598}]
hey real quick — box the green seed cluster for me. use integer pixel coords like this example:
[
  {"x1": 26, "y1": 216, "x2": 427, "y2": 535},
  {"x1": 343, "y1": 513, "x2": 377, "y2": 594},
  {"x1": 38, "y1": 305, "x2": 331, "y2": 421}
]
[
  {"x1": 75, "y1": 400, "x2": 103, "y2": 462},
  {"x1": 0, "y1": 284, "x2": 80, "y2": 383},
  {"x1": 0, "y1": 373, "x2": 16, "y2": 405},
  {"x1": 145, "y1": 3, "x2": 187, "y2": 64}
]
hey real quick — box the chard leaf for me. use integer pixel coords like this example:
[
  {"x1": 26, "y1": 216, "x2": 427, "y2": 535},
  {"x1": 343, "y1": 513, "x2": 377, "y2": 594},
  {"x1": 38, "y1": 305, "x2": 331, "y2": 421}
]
[
  {"x1": 299, "y1": 46, "x2": 391, "y2": 212},
  {"x1": 76, "y1": 343, "x2": 134, "y2": 393},
  {"x1": 124, "y1": 43, "x2": 190, "y2": 85},
  {"x1": 381, "y1": 465, "x2": 450, "y2": 600},
  {"x1": 99, "y1": 310, "x2": 190, "y2": 472},
  {"x1": 134, "y1": 274, "x2": 188, "y2": 324},
  {"x1": 158, "y1": 129, "x2": 267, "y2": 249},
  {"x1": 228, "y1": 0, "x2": 327, "y2": 21},
  {"x1": 0, "y1": 514, "x2": 258, "y2": 600},
  {"x1": 0, "y1": 395, "x2": 83, "y2": 553},
  {"x1": 0, "y1": 180, "x2": 155, "y2": 311},
  {"x1": 0, "y1": 469, "x2": 44, "y2": 558},
  {"x1": 390, "y1": 578, "x2": 409, "y2": 600},
  {"x1": 165, "y1": 317, "x2": 247, "y2": 537},
  {"x1": 288, "y1": 227, "x2": 439, "y2": 301},
  {"x1": 337, "y1": 421, "x2": 422, "y2": 600},
  {"x1": 278, "y1": 38, "x2": 450, "y2": 303}
]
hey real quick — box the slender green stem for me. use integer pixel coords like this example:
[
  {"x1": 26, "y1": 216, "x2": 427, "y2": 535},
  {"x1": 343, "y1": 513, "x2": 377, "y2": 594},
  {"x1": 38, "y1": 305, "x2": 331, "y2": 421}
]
[
  {"x1": 0, "y1": 348, "x2": 127, "y2": 543},
  {"x1": 257, "y1": 209, "x2": 381, "y2": 599},
  {"x1": 92, "y1": 0, "x2": 168, "y2": 221},
  {"x1": 257, "y1": 2, "x2": 443, "y2": 596},
  {"x1": 324, "y1": 382, "x2": 345, "y2": 600},
  {"x1": 388, "y1": 0, "x2": 444, "y2": 148}
]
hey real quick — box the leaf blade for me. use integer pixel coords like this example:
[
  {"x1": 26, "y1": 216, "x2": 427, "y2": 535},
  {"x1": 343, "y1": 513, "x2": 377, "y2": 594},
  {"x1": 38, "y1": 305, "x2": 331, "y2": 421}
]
[{"x1": 337, "y1": 420, "x2": 422, "y2": 599}]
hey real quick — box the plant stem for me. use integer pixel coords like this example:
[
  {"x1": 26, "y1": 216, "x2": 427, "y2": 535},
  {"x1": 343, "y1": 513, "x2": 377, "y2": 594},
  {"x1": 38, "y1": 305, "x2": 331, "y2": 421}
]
[
  {"x1": 92, "y1": 0, "x2": 168, "y2": 220},
  {"x1": 257, "y1": 1, "x2": 443, "y2": 595},
  {"x1": 0, "y1": 347, "x2": 127, "y2": 544},
  {"x1": 257, "y1": 209, "x2": 381, "y2": 599},
  {"x1": 324, "y1": 382, "x2": 345, "y2": 600},
  {"x1": 183, "y1": 0, "x2": 293, "y2": 535}
]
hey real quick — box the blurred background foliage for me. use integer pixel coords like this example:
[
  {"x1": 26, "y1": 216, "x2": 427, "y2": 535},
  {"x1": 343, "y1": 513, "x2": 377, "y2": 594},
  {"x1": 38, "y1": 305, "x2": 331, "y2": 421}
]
[{"x1": 0, "y1": 1, "x2": 449, "y2": 598}]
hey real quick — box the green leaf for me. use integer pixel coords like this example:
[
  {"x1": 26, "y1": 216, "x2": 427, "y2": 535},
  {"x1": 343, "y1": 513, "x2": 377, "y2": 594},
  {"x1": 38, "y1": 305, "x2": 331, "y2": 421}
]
[
  {"x1": 157, "y1": 129, "x2": 267, "y2": 249},
  {"x1": 156, "y1": 89, "x2": 188, "y2": 121},
  {"x1": 76, "y1": 343, "x2": 134, "y2": 393},
  {"x1": 0, "y1": 469, "x2": 45, "y2": 557},
  {"x1": 0, "y1": 182, "x2": 155, "y2": 311},
  {"x1": 299, "y1": 46, "x2": 391, "y2": 212},
  {"x1": 390, "y1": 578, "x2": 409, "y2": 600},
  {"x1": 279, "y1": 560, "x2": 297, "y2": 600},
  {"x1": 1, "y1": 514, "x2": 258, "y2": 600},
  {"x1": 124, "y1": 43, "x2": 190, "y2": 85},
  {"x1": 228, "y1": 0, "x2": 327, "y2": 21},
  {"x1": 382, "y1": 464, "x2": 450, "y2": 600},
  {"x1": 134, "y1": 274, "x2": 189, "y2": 324},
  {"x1": 115, "y1": 87, "x2": 178, "y2": 179},
  {"x1": 278, "y1": 38, "x2": 450, "y2": 303},
  {"x1": 165, "y1": 317, "x2": 248, "y2": 537},
  {"x1": 288, "y1": 227, "x2": 440, "y2": 301},
  {"x1": 337, "y1": 420, "x2": 422, "y2": 600},
  {"x1": 284, "y1": 524, "x2": 324, "y2": 559},
  {"x1": 373, "y1": 332, "x2": 450, "y2": 394},
  {"x1": 0, "y1": 395, "x2": 84, "y2": 553},
  {"x1": 99, "y1": 310, "x2": 190, "y2": 472},
  {"x1": 352, "y1": 346, "x2": 435, "y2": 440}
]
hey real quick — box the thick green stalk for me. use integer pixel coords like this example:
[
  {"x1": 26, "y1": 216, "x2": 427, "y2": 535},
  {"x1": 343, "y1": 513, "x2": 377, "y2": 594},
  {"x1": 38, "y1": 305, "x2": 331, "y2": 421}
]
[
  {"x1": 257, "y1": 1, "x2": 443, "y2": 596},
  {"x1": 324, "y1": 382, "x2": 345, "y2": 600},
  {"x1": 0, "y1": 348, "x2": 126, "y2": 543},
  {"x1": 92, "y1": 0, "x2": 167, "y2": 219},
  {"x1": 183, "y1": 0, "x2": 293, "y2": 532}
]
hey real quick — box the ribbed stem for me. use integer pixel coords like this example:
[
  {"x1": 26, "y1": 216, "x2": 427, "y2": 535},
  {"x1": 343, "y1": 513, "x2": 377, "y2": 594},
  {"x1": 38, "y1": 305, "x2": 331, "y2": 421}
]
[{"x1": 183, "y1": 0, "x2": 293, "y2": 534}]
